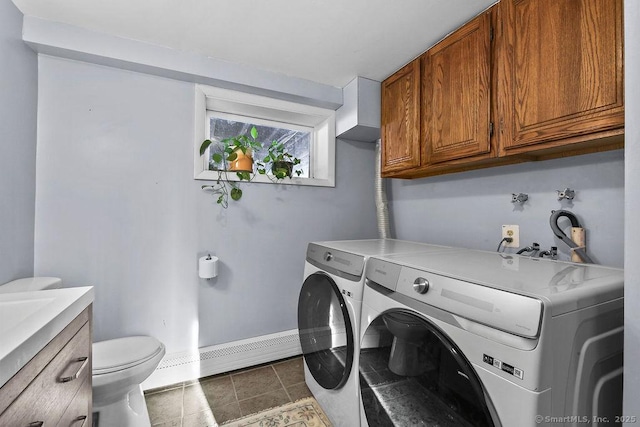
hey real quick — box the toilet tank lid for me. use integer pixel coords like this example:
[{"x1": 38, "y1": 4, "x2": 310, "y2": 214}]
[
  {"x1": 93, "y1": 336, "x2": 165, "y2": 374},
  {"x1": 0, "y1": 277, "x2": 62, "y2": 293}
]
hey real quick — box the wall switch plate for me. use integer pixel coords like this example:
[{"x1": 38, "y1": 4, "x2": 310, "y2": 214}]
[{"x1": 501, "y1": 225, "x2": 520, "y2": 248}]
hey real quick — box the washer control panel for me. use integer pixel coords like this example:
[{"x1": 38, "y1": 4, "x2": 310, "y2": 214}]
[{"x1": 366, "y1": 257, "x2": 543, "y2": 339}]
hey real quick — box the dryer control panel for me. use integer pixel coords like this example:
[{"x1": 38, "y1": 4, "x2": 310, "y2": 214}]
[
  {"x1": 366, "y1": 257, "x2": 543, "y2": 339},
  {"x1": 307, "y1": 243, "x2": 365, "y2": 280}
]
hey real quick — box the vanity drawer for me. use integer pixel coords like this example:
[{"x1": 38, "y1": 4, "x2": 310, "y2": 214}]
[
  {"x1": 56, "y1": 376, "x2": 92, "y2": 427},
  {"x1": 0, "y1": 321, "x2": 91, "y2": 426}
]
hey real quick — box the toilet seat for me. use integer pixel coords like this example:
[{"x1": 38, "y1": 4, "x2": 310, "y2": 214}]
[{"x1": 93, "y1": 336, "x2": 164, "y2": 375}]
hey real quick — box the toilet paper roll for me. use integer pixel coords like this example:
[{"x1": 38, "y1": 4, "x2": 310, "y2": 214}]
[{"x1": 199, "y1": 255, "x2": 218, "y2": 279}]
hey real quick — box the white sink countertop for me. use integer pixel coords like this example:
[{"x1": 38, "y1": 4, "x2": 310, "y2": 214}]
[{"x1": 0, "y1": 286, "x2": 94, "y2": 388}]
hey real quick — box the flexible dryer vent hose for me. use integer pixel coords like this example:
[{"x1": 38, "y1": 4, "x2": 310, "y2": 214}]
[
  {"x1": 375, "y1": 140, "x2": 391, "y2": 239},
  {"x1": 549, "y1": 210, "x2": 594, "y2": 263}
]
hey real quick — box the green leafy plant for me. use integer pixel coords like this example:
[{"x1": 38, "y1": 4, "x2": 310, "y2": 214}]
[
  {"x1": 199, "y1": 127, "x2": 302, "y2": 208},
  {"x1": 257, "y1": 140, "x2": 303, "y2": 180},
  {"x1": 200, "y1": 126, "x2": 262, "y2": 174}
]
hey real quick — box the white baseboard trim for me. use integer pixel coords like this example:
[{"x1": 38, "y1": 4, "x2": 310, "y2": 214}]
[{"x1": 141, "y1": 329, "x2": 302, "y2": 391}]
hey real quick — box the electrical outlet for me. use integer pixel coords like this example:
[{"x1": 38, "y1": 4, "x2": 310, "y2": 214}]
[{"x1": 501, "y1": 225, "x2": 520, "y2": 248}]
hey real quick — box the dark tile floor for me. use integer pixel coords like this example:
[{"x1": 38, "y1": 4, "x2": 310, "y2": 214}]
[{"x1": 144, "y1": 356, "x2": 313, "y2": 427}]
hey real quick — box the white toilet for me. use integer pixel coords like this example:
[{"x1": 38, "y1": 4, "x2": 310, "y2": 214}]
[
  {"x1": 0, "y1": 277, "x2": 165, "y2": 427},
  {"x1": 92, "y1": 335, "x2": 165, "y2": 427}
]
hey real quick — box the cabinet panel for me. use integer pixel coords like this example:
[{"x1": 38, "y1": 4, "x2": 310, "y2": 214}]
[
  {"x1": 499, "y1": 0, "x2": 624, "y2": 152},
  {"x1": 380, "y1": 0, "x2": 623, "y2": 180},
  {"x1": 381, "y1": 60, "x2": 421, "y2": 174},
  {"x1": 0, "y1": 307, "x2": 91, "y2": 416},
  {"x1": 0, "y1": 321, "x2": 91, "y2": 426},
  {"x1": 422, "y1": 11, "x2": 492, "y2": 164},
  {"x1": 56, "y1": 376, "x2": 92, "y2": 427}
]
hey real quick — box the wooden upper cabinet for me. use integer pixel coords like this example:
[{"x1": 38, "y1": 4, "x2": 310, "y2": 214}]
[
  {"x1": 381, "y1": 60, "x2": 421, "y2": 174},
  {"x1": 422, "y1": 11, "x2": 493, "y2": 164},
  {"x1": 380, "y1": 0, "x2": 623, "y2": 179},
  {"x1": 498, "y1": 0, "x2": 624, "y2": 153}
]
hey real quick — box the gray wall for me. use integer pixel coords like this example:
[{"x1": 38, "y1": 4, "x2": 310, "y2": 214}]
[
  {"x1": 33, "y1": 56, "x2": 378, "y2": 353},
  {"x1": 389, "y1": 150, "x2": 624, "y2": 268},
  {"x1": 624, "y1": 0, "x2": 640, "y2": 417},
  {"x1": 0, "y1": 1, "x2": 38, "y2": 284}
]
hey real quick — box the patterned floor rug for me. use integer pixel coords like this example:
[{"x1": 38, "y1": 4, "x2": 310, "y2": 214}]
[{"x1": 223, "y1": 397, "x2": 332, "y2": 427}]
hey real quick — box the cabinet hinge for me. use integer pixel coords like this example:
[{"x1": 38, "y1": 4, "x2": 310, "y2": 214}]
[{"x1": 489, "y1": 122, "x2": 494, "y2": 137}]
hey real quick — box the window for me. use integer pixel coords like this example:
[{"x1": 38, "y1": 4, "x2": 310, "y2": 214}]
[
  {"x1": 194, "y1": 85, "x2": 336, "y2": 187},
  {"x1": 206, "y1": 112, "x2": 311, "y2": 178}
]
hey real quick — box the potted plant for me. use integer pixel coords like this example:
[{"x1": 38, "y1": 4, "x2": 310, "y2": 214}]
[
  {"x1": 199, "y1": 127, "x2": 260, "y2": 207},
  {"x1": 257, "y1": 140, "x2": 303, "y2": 179},
  {"x1": 200, "y1": 126, "x2": 262, "y2": 174},
  {"x1": 199, "y1": 127, "x2": 303, "y2": 208}
]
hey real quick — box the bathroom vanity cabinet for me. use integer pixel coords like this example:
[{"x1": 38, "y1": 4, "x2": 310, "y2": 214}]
[{"x1": 0, "y1": 306, "x2": 93, "y2": 426}]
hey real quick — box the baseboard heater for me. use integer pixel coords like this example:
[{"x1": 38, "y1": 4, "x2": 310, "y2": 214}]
[{"x1": 142, "y1": 329, "x2": 302, "y2": 391}]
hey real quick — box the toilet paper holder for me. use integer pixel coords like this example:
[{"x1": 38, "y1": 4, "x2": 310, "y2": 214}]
[{"x1": 199, "y1": 253, "x2": 219, "y2": 279}]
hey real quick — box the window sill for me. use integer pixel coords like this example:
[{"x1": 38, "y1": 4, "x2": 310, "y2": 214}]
[{"x1": 194, "y1": 170, "x2": 334, "y2": 187}]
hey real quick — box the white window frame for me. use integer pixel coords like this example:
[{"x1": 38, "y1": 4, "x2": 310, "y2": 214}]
[{"x1": 194, "y1": 85, "x2": 336, "y2": 187}]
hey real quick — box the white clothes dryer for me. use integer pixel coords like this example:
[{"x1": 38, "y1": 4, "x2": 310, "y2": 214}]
[
  {"x1": 358, "y1": 250, "x2": 624, "y2": 427},
  {"x1": 297, "y1": 239, "x2": 458, "y2": 426}
]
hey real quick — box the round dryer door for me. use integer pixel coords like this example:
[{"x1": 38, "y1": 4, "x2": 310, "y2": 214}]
[
  {"x1": 359, "y1": 310, "x2": 498, "y2": 426},
  {"x1": 298, "y1": 272, "x2": 354, "y2": 390}
]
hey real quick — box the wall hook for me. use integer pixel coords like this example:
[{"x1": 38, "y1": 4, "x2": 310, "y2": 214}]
[
  {"x1": 556, "y1": 188, "x2": 575, "y2": 201},
  {"x1": 511, "y1": 193, "x2": 529, "y2": 204}
]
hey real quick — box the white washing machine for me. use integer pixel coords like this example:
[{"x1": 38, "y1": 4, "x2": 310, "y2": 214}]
[
  {"x1": 358, "y1": 250, "x2": 624, "y2": 427},
  {"x1": 297, "y1": 239, "x2": 459, "y2": 426}
]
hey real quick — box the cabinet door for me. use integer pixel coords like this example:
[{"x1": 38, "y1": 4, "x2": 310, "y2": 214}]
[
  {"x1": 381, "y1": 60, "x2": 421, "y2": 174},
  {"x1": 422, "y1": 11, "x2": 492, "y2": 164},
  {"x1": 0, "y1": 322, "x2": 91, "y2": 426},
  {"x1": 499, "y1": 0, "x2": 624, "y2": 152}
]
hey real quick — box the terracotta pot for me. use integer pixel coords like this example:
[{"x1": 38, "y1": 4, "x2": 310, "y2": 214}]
[{"x1": 229, "y1": 149, "x2": 253, "y2": 172}]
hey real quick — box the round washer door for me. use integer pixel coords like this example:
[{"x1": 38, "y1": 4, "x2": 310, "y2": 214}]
[
  {"x1": 359, "y1": 310, "x2": 498, "y2": 426},
  {"x1": 298, "y1": 272, "x2": 354, "y2": 390}
]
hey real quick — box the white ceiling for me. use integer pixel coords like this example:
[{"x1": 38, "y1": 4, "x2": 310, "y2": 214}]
[{"x1": 11, "y1": 0, "x2": 496, "y2": 88}]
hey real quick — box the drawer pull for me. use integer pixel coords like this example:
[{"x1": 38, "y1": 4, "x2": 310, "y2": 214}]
[
  {"x1": 74, "y1": 415, "x2": 88, "y2": 427},
  {"x1": 28, "y1": 422, "x2": 44, "y2": 427},
  {"x1": 59, "y1": 357, "x2": 89, "y2": 382}
]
